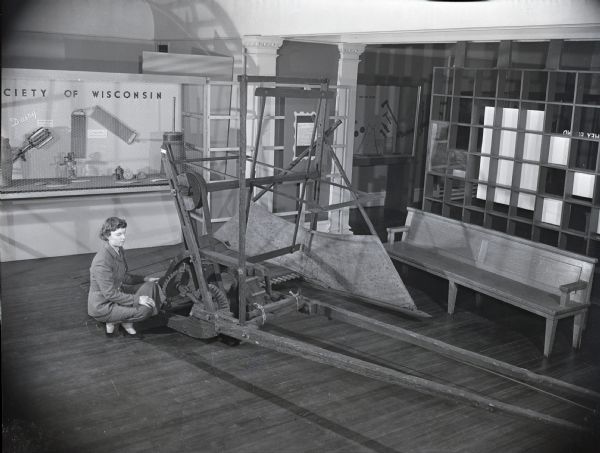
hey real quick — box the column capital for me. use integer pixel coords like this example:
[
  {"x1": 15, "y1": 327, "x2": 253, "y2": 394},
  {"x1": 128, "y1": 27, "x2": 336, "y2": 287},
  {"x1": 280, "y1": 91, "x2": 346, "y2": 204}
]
[
  {"x1": 337, "y1": 43, "x2": 366, "y2": 61},
  {"x1": 242, "y1": 35, "x2": 284, "y2": 55}
]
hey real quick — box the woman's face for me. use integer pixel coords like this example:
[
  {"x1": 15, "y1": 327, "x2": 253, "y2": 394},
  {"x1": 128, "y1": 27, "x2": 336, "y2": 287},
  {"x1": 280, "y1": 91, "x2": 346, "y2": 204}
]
[{"x1": 107, "y1": 227, "x2": 126, "y2": 248}]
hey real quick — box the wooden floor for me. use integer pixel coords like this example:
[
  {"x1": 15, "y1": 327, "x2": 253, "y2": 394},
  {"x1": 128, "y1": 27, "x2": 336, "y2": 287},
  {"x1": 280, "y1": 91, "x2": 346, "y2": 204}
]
[{"x1": 2, "y1": 243, "x2": 600, "y2": 453}]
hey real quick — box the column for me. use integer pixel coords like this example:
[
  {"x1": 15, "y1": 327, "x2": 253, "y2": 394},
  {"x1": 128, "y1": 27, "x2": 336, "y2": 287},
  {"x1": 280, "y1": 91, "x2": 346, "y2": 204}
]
[
  {"x1": 329, "y1": 43, "x2": 366, "y2": 234},
  {"x1": 240, "y1": 35, "x2": 284, "y2": 211}
]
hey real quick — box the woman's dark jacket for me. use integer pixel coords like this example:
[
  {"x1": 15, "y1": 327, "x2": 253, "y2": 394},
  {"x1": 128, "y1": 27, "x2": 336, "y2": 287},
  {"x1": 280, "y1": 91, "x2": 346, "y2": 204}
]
[{"x1": 88, "y1": 242, "x2": 145, "y2": 319}]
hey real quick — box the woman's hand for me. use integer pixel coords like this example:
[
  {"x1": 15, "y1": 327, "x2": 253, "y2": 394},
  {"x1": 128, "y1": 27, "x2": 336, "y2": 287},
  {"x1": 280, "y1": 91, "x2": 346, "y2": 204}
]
[
  {"x1": 139, "y1": 295, "x2": 156, "y2": 310},
  {"x1": 144, "y1": 276, "x2": 160, "y2": 282}
]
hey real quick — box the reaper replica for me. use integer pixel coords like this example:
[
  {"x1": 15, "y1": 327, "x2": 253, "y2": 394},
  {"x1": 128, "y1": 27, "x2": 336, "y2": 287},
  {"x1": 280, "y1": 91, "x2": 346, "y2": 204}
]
[{"x1": 156, "y1": 75, "x2": 599, "y2": 433}]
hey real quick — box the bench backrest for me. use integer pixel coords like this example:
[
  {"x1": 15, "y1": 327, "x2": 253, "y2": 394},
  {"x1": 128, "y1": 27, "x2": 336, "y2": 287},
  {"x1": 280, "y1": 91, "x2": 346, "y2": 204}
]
[{"x1": 403, "y1": 208, "x2": 597, "y2": 304}]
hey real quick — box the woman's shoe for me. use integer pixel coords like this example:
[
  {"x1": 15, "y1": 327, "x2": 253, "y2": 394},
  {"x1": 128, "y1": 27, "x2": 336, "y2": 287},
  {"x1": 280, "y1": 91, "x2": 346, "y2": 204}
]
[
  {"x1": 104, "y1": 322, "x2": 119, "y2": 338},
  {"x1": 105, "y1": 323, "x2": 119, "y2": 338},
  {"x1": 120, "y1": 325, "x2": 143, "y2": 339}
]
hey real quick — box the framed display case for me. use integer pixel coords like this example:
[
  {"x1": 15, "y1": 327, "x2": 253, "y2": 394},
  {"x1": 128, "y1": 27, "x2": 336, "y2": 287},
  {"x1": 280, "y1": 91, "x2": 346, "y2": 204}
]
[
  {"x1": 424, "y1": 67, "x2": 600, "y2": 259},
  {"x1": 0, "y1": 68, "x2": 206, "y2": 199}
]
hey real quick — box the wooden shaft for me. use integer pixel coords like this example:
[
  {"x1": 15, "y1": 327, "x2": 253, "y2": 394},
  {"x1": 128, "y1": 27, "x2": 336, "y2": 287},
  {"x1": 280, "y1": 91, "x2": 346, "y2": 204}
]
[
  {"x1": 307, "y1": 299, "x2": 600, "y2": 403},
  {"x1": 216, "y1": 323, "x2": 588, "y2": 432}
]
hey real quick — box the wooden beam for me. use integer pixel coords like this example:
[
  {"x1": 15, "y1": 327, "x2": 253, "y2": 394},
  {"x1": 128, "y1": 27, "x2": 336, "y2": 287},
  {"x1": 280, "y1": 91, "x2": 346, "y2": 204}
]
[
  {"x1": 216, "y1": 321, "x2": 589, "y2": 432},
  {"x1": 306, "y1": 299, "x2": 600, "y2": 403}
]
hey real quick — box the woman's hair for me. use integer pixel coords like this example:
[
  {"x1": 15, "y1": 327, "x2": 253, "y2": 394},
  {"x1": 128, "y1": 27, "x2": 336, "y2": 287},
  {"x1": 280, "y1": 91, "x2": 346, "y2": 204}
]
[{"x1": 99, "y1": 216, "x2": 127, "y2": 241}]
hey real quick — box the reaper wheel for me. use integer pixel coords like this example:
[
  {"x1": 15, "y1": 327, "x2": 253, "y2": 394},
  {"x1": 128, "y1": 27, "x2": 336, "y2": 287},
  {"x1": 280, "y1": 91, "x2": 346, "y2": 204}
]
[
  {"x1": 161, "y1": 254, "x2": 197, "y2": 301},
  {"x1": 161, "y1": 253, "x2": 230, "y2": 310}
]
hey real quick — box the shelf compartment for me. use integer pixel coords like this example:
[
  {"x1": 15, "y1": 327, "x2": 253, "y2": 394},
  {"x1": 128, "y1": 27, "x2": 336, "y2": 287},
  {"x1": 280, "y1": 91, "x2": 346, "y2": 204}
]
[
  {"x1": 548, "y1": 71, "x2": 576, "y2": 103},
  {"x1": 560, "y1": 232, "x2": 587, "y2": 255},
  {"x1": 544, "y1": 104, "x2": 573, "y2": 134},
  {"x1": 568, "y1": 139, "x2": 598, "y2": 171},
  {"x1": 474, "y1": 69, "x2": 498, "y2": 98},
  {"x1": 457, "y1": 97, "x2": 473, "y2": 124},
  {"x1": 587, "y1": 238, "x2": 600, "y2": 259},
  {"x1": 491, "y1": 197, "x2": 510, "y2": 214},
  {"x1": 456, "y1": 68, "x2": 476, "y2": 97},
  {"x1": 445, "y1": 203, "x2": 463, "y2": 221},
  {"x1": 498, "y1": 69, "x2": 522, "y2": 100},
  {"x1": 431, "y1": 96, "x2": 452, "y2": 122},
  {"x1": 522, "y1": 71, "x2": 548, "y2": 101},
  {"x1": 465, "y1": 208, "x2": 485, "y2": 227},
  {"x1": 564, "y1": 202, "x2": 591, "y2": 233},
  {"x1": 576, "y1": 73, "x2": 600, "y2": 105},
  {"x1": 444, "y1": 177, "x2": 466, "y2": 204},
  {"x1": 509, "y1": 219, "x2": 533, "y2": 240},
  {"x1": 572, "y1": 105, "x2": 600, "y2": 135},
  {"x1": 487, "y1": 213, "x2": 508, "y2": 233},
  {"x1": 541, "y1": 167, "x2": 566, "y2": 197},
  {"x1": 534, "y1": 225, "x2": 560, "y2": 247},
  {"x1": 514, "y1": 204, "x2": 535, "y2": 220},
  {"x1": 423, "y1": 198, "x2": 443, "y2": 215},
  {"x1": 424, "y1": 174, "x2": 446, "y2": 201},
  {"x1": 451, "y1": 125, "x2": 471, "y2": 152}
]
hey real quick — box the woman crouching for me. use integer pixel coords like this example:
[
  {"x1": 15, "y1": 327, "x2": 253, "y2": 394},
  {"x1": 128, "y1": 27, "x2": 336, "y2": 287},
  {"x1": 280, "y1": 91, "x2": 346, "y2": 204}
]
[{"x1": 88, "y1": 216, "x2": 161, "y2": 339}]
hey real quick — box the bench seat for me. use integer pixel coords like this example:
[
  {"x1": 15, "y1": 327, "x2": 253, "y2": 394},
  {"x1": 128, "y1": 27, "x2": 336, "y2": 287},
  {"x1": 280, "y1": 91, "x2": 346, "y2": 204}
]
[{"x1": 385, "y1": 208, "x2": 596, "y2": 357}]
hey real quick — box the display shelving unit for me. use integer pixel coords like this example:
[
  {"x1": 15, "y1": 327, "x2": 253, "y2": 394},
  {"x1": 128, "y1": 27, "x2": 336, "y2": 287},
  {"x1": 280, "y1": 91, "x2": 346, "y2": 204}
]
[{"x1": 424, "y1": 67, "x2": 600, "y2": 260}]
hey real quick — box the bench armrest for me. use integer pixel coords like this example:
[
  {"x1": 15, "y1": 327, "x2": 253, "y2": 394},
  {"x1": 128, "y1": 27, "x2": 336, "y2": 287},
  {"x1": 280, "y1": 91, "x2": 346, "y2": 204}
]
[
  {"x1": 386, "y1": 226, "x2": 409, "y2": 244},
  {"x1": 559, "y1": 280, "x2": 588, "y2": 306}
]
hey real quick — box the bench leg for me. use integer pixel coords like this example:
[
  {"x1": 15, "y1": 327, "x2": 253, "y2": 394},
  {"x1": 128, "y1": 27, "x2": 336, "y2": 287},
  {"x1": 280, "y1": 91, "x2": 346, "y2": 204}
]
[
  {"x1": 544, "y1": 317, "x2": 558, "y2": 358},
  {"x1": 572, "y1": 312, "x2": 586, "y2": 350},
  {"x1": 447, "y1": 280, "x2": 457, "y2": 314}
]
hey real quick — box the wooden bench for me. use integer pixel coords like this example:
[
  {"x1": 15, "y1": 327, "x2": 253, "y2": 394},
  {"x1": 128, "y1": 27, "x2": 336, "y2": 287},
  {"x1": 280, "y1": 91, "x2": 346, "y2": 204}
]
[{"x1": 384, "y1": 208, "x2": 597, "y2": 357}]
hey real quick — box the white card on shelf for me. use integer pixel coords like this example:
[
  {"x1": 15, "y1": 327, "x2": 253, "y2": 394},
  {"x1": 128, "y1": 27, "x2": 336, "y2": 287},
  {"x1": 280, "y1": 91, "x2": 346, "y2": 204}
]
[
  {"x1": 478, "y1": 156, "x2": 490, "y2": 182},
  {"x1": 517, "y1": 193, "x2": 535, "y2": 210},
  {"x1": 481, "y1": 128, "x2": 493, "y2": 155},
  {"x1": 523, "y1": 133, "x2": 542, "y2": 161},
  {"x1": 494, "y1": 187, "x2": 511, "y2": 205},
  {"x1": 496, "y1": 159, "x2": 514, "y2": 186},
  {"x1": 483, "y1": 106, "x2": 495, "y2": 126},
  {"x1": 519, "y1": 164, "x2": 539, "y2": 190},
  {"x1": 526, "y1": 109, "x2": 544, "y2": 131},
  {"x1": 541, "y1": 198, "x2": 563, "y2": 226},
  {"x1": 499, "y1": 130, "x2": 517, "y2": 157},
  {"x1": 502, "y1": 108, "x2": 519, "y2": 128},
  {"x1": 572, "y1": 172, "x2": 595, "y2": 199},
  {"x1": 548, "y1": 136, "x2": 570, "y2": 166},
  {"x1": 477, "y1": 184, "x2": 487, "y2": 200}
]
